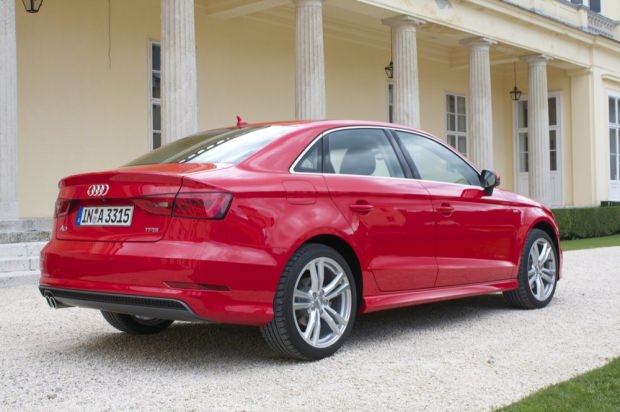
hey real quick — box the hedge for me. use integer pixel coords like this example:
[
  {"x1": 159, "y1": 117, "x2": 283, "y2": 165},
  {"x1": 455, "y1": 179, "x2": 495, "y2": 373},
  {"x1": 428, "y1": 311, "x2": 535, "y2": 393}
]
[{"x1": 551, "y1": 206, "x2": 620, "y2": 240}]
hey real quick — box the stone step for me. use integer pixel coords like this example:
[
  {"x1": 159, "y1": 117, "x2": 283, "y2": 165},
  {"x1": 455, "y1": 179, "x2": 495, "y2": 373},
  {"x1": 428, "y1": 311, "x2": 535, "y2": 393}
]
[
  {"x1": 0, "y1": 241, "x2": 48, "y2": 258},
  {"x1": 0, "y1": 256, "x2": 41, "y2": 273},
  {"x1": 0, "y1": 241, "x2": 47, "y2": 274},
  {"x1": 0, "y1": 270, "x2": 40, "y2": 287},
  {"x1": 0, "y1": 231, "x2": 50, "y2": 243},
  {"x1": 0, "y1": 218, "x2": 52, "y2": 244}
]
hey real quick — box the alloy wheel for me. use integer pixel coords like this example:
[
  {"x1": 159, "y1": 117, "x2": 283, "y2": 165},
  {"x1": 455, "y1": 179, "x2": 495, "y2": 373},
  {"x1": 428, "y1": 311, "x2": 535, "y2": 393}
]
[
  {"x1": 292, "y1": 257, "x2": 353, "y2": 349},
  {"x1": 527, "y1": 238, "x2": 557, "y2": 302}
]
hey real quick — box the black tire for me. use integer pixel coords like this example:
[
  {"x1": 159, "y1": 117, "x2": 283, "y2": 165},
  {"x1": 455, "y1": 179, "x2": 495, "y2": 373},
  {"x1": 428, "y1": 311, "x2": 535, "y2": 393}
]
[
  {"x1": 260, "y1": 244, "x2": 357, "y2": 360},
  {"x1": 504, "y1": 229, "x2": 558, "y2": 309},
  {"x1": 101, "y1": 311, "x2": 173, "y2": 334}
]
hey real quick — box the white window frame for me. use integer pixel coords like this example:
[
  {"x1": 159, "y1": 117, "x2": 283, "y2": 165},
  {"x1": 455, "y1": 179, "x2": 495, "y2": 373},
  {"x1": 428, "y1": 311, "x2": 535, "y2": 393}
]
[
  {"x1": 608, "y1": 93, "x2": 620, "y2": 201},
  {"x1": 148, "y1": 40, "x2": 161, "y2": 150},
  {"x1": 445, "y1": 93, "x2": 467, "y2": 156},
  {"x1": 515, "y1": 99, "x2": 529, "y2": 173}
]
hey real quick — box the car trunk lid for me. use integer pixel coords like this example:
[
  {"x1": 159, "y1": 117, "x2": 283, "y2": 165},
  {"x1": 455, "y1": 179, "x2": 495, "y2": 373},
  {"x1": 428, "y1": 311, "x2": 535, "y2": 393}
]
[{"x1": 55, "y1": 164, "x2": 220, "y2": 242}]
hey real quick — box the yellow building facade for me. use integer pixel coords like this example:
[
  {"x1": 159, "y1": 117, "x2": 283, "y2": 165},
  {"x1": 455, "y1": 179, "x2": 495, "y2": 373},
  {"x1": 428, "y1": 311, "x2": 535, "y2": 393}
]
[{"x1": 4, "y1": 0, "x2": 620, "y2": 219}]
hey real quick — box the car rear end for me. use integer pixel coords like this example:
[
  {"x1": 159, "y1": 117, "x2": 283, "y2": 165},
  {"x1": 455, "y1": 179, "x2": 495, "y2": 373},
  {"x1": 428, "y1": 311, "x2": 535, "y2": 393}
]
[{"x1": 39, "y1": 125, "x2": 298, "y2": 326}]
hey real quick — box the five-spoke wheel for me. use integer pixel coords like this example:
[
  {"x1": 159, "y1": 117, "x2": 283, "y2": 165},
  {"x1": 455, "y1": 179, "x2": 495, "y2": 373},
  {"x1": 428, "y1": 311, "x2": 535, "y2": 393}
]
[
  {"x1": 292, "y1": 256, "x2": 353, "y2": 349},
  {"x1": 261, "y1": 244, "x2": 357, "y2": 360},
  {"x1": 504, "y1": 229, "x2": 558, "y2": 309}
]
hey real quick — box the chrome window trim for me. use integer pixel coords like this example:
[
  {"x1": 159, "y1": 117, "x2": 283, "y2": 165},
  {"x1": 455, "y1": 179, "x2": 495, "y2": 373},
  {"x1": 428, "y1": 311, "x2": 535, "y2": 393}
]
[
  {"x1": 289, "y1": 125, "x2": 482, "y2": 190},
  {"x1": 289, "y1": 126, "x2": 394, "y2": 175}
]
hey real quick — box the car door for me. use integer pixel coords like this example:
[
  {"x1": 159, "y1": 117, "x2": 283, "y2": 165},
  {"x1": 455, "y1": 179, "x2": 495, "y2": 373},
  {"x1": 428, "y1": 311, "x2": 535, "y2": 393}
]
[
  {"x1": 318, "y1": 127, "x2": 437, "y2": 291},
  {"x1": 393, "y1": 130, "x2": 521, "y2": 287}
]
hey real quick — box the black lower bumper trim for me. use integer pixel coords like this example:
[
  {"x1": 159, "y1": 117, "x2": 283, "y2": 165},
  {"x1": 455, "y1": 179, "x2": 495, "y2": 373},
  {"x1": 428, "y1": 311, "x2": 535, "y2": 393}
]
[{"x1": 39, "y1": 287, "x2": 207, "y2": 322}]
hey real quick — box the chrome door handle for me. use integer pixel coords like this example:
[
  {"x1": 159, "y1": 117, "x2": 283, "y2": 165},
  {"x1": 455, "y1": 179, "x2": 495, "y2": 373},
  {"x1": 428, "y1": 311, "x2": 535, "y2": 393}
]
[
  {"x1": 349, "y1": 204, "x2": 373, "y2": 214},
  {"x1": 437, "y1": 203, "x2": 454, "y2": 216}
]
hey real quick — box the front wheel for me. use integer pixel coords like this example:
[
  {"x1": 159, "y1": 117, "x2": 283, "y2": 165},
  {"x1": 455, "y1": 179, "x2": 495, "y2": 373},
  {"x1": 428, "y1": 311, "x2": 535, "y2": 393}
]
[
  {"x1": 260, "y1": 244, "x2": 357, "y2": 360},
  {"x1": 101, "y1": 311, "x2": 173, "y2": 334},
  {"x1": 504, "y1": 229, "x2": 558, "y2": 309}
]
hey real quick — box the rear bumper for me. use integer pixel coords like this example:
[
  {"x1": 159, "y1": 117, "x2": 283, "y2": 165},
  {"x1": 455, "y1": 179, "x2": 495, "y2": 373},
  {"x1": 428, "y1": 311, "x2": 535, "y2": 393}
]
[
  {"x1": 39, "y1": 287, "x2": 205, "y2": 322},
  {"x1": 40, "y1": 238, "x2": 285, "y2": 326}
]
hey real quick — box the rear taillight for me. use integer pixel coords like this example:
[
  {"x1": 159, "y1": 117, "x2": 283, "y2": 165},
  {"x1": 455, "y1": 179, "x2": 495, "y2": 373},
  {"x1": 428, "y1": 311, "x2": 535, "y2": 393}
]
[
  {"x1": 132, "y1": 196, "x2": 175, "y2": 216},
  {"x1": 173, "y1": 192, "x2": 232, "y2": 220},
  {"x1": 132, "y1": 192, "x2": 232, "y2": 220},
  {"x1": 54, "y1": 199, "x2": 74, "y2": 217}
]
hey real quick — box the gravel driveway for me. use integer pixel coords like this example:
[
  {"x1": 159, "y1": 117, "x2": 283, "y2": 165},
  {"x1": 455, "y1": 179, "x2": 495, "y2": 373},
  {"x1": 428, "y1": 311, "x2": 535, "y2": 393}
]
[{"x1": 1, "y1": 247, "x2": 619, "y2": 411}]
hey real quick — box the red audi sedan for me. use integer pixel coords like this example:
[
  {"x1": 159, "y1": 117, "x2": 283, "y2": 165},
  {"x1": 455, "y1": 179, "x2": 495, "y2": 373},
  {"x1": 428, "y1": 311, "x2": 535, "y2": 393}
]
[{"x1": 40, "y1": 120, "x2": 561, "y2": 360}]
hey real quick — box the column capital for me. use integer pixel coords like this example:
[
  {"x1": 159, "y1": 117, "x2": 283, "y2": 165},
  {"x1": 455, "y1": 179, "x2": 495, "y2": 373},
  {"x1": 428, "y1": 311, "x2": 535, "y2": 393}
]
[
  {"x1": 520, "y1": 54, "x2": 553, "y2": 65},
  {"x1": 293, "y1": 0, "x2": 323, "y2": 7},
  {"x1": 460, "y1": 37, "x2": 497, "y2": 49},
  {"x1": 567, "y1": 68, "x2": 593, "y2": 78},
  {"x1": 382, "y1": 15, "x2": 426, "y2": 29}
]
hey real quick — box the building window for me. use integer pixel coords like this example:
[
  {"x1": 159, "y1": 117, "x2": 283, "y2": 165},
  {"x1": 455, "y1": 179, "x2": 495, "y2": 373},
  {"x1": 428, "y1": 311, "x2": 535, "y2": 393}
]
[
  {"x1": 446, "y1": 93, "x2": 467, "y2": 156},
  {"x1": 610, "y1": 96, "x2": 620, "y2": 182},
  {"x1": 516, "y1": 100, "x2": 529, "y2": 172},
  {"x1": 515, "y1": 97, "x2": 560, "y2": 174},
  {"x1": 149, "y1": 42, "x2": 161, "y2": 150},
  {"x1": 570, "y1": 0, "x2": 601, "y2": 13},
  {"x1": 548, "y1": 97, "x2": 559, "y2": 171}
]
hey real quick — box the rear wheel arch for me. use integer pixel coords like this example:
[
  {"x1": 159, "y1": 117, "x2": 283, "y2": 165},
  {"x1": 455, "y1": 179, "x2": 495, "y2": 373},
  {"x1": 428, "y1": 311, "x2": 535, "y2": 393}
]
[{"x1": 302, "y1": 234, "x2": 363, "y2": 312}]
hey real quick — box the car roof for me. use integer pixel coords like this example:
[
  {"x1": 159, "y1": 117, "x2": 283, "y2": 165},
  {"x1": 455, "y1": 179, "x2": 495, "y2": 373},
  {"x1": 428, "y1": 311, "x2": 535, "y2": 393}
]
[{"x1": 225, "y1": 119, "x2": 423, "y2": 133}]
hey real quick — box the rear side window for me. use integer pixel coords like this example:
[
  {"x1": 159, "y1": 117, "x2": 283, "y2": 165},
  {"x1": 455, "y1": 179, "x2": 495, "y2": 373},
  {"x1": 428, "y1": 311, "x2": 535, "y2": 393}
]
[
  {"x1": 323, "y1": 129, "x2": 405, "y2": 178},
  {"x1": 293, "y1": 140, "x2": 322, "y2": 173},
  {"x1": 126, "y1": 126, "x2": 294, "y2": 166}
]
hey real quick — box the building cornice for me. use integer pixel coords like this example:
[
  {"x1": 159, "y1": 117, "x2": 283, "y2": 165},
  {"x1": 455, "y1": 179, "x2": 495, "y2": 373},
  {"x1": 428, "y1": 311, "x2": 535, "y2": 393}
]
[{"x1": 357, "y1": 0, "x2": 620, "y2": 68}]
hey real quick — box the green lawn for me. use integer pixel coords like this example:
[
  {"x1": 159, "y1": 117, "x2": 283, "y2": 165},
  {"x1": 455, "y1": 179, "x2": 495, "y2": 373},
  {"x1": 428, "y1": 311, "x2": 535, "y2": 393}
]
[
  {"x1": 496, "y1": 357, "x2": 620, "y2": 411},
  {"x1": 497, "y1": 235, "x2": 620, "y2": 411},
  {"x1": 561, "y1": 233, "x2": 620, "y2": 251}
]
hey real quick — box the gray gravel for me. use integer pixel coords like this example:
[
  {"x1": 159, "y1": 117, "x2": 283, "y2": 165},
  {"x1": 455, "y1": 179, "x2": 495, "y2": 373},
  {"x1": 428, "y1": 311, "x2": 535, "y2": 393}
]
[{"x1": 1, "y1": 247, "x2": 619, "y2": 411}]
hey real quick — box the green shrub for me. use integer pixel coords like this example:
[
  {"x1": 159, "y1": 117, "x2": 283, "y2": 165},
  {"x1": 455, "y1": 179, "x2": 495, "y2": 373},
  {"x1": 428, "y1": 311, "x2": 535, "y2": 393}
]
[{"x1": 551, "y1": 206, "x2": 620, "y2": 240}]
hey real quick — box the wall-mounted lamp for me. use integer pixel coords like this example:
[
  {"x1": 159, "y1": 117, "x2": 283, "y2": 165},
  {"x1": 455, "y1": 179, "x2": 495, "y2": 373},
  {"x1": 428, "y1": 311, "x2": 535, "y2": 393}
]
[
  {"x1": 384, "y1": 61, "x2": 393, "y2": 79},
  {"x1": 510, "y1": 62, "x2": 522, "y2": 101},
  {"x1": 22, "y1": 0, "x2": 43, "y2": 13},
  {"x1": 385, "y1": 30, "x2": 393, "y2": 79}
]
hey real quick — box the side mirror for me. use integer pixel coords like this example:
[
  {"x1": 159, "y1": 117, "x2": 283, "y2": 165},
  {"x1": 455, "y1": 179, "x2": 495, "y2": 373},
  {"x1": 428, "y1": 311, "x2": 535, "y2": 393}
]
[{"x1": 480, "y1": 169, "x2": 500, "y2": 196}]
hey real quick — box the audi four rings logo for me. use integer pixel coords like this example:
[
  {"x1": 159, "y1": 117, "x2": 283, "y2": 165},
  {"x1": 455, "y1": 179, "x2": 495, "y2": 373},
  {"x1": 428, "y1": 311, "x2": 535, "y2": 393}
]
[{"x1": 87, "y1": 184, "x2": 109, "y2": 197}]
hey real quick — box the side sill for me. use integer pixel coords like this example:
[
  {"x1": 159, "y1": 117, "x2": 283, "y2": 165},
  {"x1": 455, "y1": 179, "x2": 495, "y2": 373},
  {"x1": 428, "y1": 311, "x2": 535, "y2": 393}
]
[{"x1": 360, "y1": 279, "x2": 518, "y2": 313}]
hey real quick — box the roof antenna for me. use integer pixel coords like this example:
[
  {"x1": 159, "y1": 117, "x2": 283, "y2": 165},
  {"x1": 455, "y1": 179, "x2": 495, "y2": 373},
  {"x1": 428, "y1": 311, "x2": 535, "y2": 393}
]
[{"x1": 236, "y1": 116, "x2": 248, "y2": 128}]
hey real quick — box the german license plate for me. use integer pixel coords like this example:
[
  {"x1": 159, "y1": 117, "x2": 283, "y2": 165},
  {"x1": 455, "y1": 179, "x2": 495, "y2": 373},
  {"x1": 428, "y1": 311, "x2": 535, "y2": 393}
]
[{"x1": 76, "y1": 206, "x2": 134, "y2": 226}]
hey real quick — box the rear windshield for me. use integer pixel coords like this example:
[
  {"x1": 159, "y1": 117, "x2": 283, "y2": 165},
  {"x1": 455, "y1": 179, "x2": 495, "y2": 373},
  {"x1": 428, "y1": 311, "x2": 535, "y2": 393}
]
[{"x1": 125, "y1": 125, "x2": 294, "y2": 166}]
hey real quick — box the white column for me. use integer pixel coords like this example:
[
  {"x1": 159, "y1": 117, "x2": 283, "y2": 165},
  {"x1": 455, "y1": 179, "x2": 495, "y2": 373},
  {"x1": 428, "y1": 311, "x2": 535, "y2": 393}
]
[
  {"x1": 294, "y1": 0, "x2": 326, "y2": 120},
  {"x1": 383, "y1": 15, "x2": 425, "y2": 128},
  {"x1": 461, "y1": 37, "x2": 496, "y2": 170},
  {"x1": 161, "y1": 0, "x2": 198, "y2": 144},
  {"x1": 0, "y1": 0, "x2": 18, "y2": 220},
  {"x1": 522, "y1": 55, "x2": 552, "y2": 205}
]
